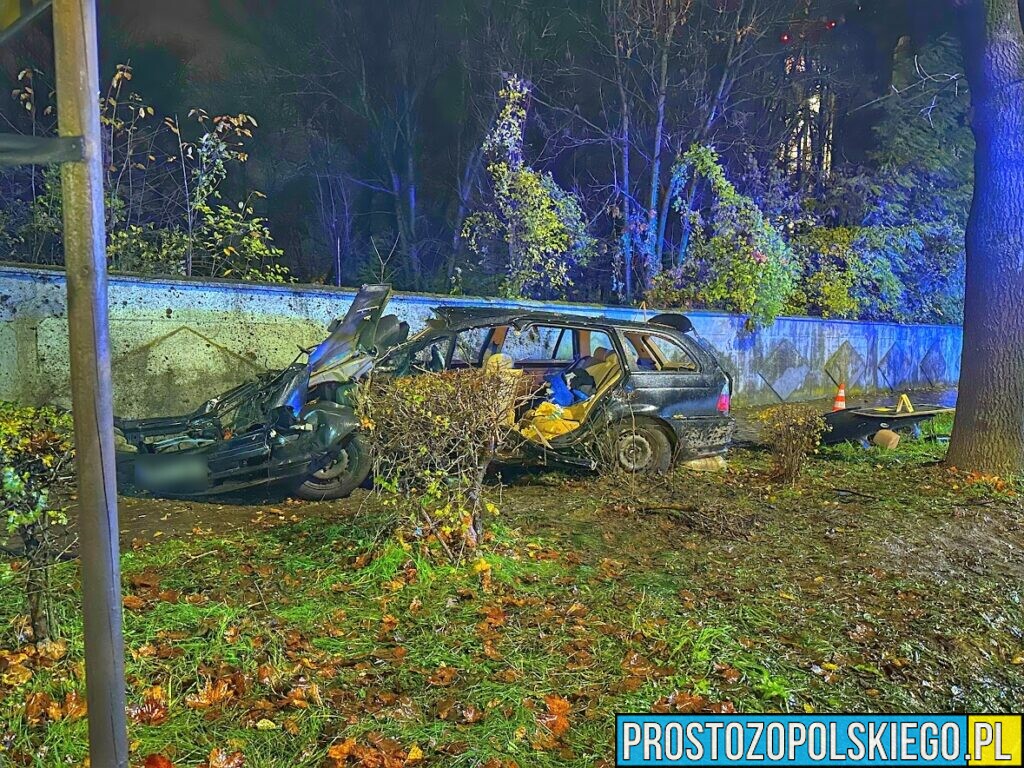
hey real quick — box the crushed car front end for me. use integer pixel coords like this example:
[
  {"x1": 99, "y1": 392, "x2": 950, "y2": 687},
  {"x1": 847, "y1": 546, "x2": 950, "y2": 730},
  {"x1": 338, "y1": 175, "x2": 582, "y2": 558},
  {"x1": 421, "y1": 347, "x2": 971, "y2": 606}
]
[{"x1": 115, "y1": 284, "x2": 403, "y2": 499}]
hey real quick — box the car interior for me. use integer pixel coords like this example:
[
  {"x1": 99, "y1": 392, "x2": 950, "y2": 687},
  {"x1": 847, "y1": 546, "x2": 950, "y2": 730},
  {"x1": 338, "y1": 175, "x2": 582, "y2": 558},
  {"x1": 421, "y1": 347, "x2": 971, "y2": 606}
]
[
  {"x1": 398, "y1": 320, "x2": 702, "y2": 445},
  {"x1": 451, "y1": 323, "x2": 628, "y2": 444}
]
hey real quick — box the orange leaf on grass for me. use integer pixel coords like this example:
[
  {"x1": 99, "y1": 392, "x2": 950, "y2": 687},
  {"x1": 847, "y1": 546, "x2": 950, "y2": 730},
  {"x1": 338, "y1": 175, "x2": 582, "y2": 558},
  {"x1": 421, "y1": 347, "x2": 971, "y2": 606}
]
[
  {"x1": 539, "y1": 694, "x2": 571, "y2": 737},
  {"x1": 129, "y1": 686, "x2": 168, "y2": 725},
  {"x1": 123, "y1": 595, "x2": 147, "y2": 611},
  {"x1": 426, "y1": 665, "x2": 458, "y2": 687},
  {"x1": 326, "y1": 738, "x2": 357, "y2": 762},
  {"x1": 714, "y1": 662, "x2": 742, "y2": 684},
  {"x1": 186, "y1": 678, "x2": 235, "y2": 709},
  {"x1": 142, "y1": 756, "x2": 175, "y2": 768},
  {"x1": 63, "y1": 690, "x2": 87, "y2": 720}
]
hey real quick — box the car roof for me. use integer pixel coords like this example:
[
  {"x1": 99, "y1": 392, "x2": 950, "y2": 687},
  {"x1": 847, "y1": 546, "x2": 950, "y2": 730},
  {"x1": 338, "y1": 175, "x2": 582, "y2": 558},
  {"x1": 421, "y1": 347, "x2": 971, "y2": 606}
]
[{"x1": 431, "y1": 305, "x2": 691, "y2": 334}]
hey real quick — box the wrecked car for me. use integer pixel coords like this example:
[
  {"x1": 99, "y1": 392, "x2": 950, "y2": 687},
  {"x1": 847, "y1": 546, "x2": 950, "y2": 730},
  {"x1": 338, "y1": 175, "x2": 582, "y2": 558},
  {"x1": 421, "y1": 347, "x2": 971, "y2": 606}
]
[
  {"x1": 384, "y1": 305, "x2": 735, "y2": 472},
  {"x1": 115, "y1": 285, "x2": 734, "y2": 499}
]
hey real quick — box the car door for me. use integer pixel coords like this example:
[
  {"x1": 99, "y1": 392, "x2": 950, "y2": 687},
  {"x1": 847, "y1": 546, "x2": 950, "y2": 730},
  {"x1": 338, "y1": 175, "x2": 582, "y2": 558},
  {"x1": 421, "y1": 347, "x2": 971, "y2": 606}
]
[{"x1": 619, "y1": 330, "x2": 720, "y2": 418}]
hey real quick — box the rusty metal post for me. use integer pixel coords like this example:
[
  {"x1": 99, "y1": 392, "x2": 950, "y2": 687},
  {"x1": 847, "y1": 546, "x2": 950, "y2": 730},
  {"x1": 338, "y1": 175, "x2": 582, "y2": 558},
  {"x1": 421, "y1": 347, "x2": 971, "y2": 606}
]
[{"x1": 52, "y1": 0, "x2": 128, "y2": 765}]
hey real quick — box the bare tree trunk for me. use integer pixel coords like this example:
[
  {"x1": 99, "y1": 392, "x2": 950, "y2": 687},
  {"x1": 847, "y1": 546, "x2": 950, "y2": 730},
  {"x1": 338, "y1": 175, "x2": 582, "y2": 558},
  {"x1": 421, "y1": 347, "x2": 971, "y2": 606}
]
[
  {"x1": 405, "y1": 136, "x2": 422, "y2": 289},
  {"x1": 676, "y1": 1, "x2": 742, "y2": 266},
  {"x1": 450, "y1": 146, "x2": 482, "y2": 284},
  {"x1": 946, "y1": 0, "x2": 1024, "y2": 473},
  {"x1": 336, "y1": 178, "x2": 352, "y2": 287},
  {"x1": 620, "y1": 110, "x2": 634, "y2": 300},
  {"x1": 645, "y1": 12, "x2": 678, "y2": 285},
  {"x1": 611, "y1": 0, "x2": 635, "y2": 300}
]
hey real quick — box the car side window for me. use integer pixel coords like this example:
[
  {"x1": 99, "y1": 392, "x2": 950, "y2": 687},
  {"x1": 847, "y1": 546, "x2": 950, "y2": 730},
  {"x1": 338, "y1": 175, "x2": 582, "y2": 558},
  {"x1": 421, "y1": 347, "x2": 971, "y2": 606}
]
[
  {"x1": 622, "y1": 334, "x2": 655, "y2": 370},
  {"x1": 582, "y1": 330, "x2": 614, "y2": 357},
  {"x1": 501, "y1": 325, "x2": 566, "y2": 362},
  {"x1": 641, "y1": 334, "x2": 700, "y2": 372},
  {"x1": 451, "y1": 327, "x2": 490, "y2": 367},
  {"x1": 552, "y1": 328, "x2": 575, "y2": 360},
  {"x1": 410, "y1": 337, "x2": 452, "y2": 372}
]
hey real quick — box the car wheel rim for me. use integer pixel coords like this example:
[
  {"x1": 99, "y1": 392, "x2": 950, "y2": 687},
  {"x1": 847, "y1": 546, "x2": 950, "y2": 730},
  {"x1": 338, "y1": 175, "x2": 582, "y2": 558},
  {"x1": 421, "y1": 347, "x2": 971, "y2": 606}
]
[
  {"x1": 617, "y1": 433, "x2": 653, "y2": 471},
  {"x1": 312, "y1": 447, "x2": 351, "y2": 483}
]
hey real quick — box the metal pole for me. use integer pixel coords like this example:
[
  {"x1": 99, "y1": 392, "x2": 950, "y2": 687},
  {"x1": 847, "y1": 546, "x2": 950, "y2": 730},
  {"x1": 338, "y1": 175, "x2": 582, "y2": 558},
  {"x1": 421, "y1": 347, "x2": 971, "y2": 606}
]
[{"x1": 52, "y1": 0, "x2": 129, "y2": 765}]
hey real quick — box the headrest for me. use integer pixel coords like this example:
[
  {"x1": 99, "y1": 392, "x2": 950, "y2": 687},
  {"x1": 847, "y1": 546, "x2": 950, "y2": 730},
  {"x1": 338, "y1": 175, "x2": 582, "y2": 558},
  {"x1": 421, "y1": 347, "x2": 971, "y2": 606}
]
[
  {"x1": 484, "y1": 353, "x2": 514, "y2": 372},
  {"x1": 591, "y1": 347, "x2": 612, "y2": 362}
]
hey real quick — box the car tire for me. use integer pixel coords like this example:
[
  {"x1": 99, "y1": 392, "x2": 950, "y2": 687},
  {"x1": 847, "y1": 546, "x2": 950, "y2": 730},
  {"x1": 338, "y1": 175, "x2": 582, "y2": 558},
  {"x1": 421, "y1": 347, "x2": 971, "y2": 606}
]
[
  {"x1": 612, "y1": 420, "x2": 673, "y2": 474},
  {"x1": 294, "y1": 433, "x2": 372, "y2": 500}
]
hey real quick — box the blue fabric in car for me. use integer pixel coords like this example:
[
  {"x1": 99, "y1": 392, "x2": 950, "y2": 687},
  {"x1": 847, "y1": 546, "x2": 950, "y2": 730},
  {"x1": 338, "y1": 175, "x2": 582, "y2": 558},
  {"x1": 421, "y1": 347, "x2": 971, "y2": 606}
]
[{"x1": 546, "y1": 372, "x2": 588, "y2": 406}]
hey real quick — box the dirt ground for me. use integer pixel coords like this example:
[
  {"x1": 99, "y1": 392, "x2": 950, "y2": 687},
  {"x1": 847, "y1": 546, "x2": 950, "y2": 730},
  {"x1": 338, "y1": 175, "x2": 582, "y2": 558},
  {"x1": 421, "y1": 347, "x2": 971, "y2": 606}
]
[{"x1": 66, "y1": 489, "x2": 366, "y2": 546}]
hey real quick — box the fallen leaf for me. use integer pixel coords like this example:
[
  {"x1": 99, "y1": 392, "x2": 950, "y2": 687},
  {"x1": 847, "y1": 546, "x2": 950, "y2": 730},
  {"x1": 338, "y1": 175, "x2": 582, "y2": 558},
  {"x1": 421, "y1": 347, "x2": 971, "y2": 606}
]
[
  {"x1": 2, "y1": 663, "x2": 32, "y2": 686},
  {"x1": 186, "y1": 679, "x2": 235, "y2": 709},
  {"x1": 538, "y1": 694, "x2": 571, "y2": 737},
  {"x1": 130, "y1": 569, "x2": 162, "y2": 589},
  {"x1": 63, "y1": 690, "x2": 87, "y2": 720},
  {"x1": 35, "y1": 638, "x2": 68, "y2": 662},
  {"x1": 714, "y1": 662, "x2": 742, "y2": 684},
  {"x1": 129, "y1": 686, "x2": 168, "y2": 725},
  {"x1": 326, "y1": 738, "x2": 357, "y2": 764},
  {"x1": 123, "y1": 595, "x2": 147, "y2": 611},
  {"x1": 202, "y1": 748, "x2": 245, "y2": 768},
  {"x1": 142, "y1": 756, "x2": 174, "y2": 768},
  {"x1": 427, "y1": 666, "x2": 458, "y2": 686},
  {"x1": 24, "y1": 691, "x2": 54, "y2": 725},
  {"x1": 434, "y1": 698, "x2": 458, "y2": 722}
]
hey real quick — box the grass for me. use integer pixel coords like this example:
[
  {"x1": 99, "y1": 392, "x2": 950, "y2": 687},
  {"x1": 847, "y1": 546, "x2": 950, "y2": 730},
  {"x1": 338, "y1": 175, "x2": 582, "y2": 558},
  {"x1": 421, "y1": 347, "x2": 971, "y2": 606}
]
[{"x1": 2, "y1": 416, "x2": 1024, "y2": 766}]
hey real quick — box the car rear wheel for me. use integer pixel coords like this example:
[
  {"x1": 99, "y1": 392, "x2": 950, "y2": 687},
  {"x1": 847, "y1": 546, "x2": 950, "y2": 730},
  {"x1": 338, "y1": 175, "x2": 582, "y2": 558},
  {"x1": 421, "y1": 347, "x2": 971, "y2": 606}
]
[
  {"x1": 613, "y1": 421, "x2": 673, "y2": 474},
  {"x1": 294, "y1": 433, "x2": 372, "y2": 500}
]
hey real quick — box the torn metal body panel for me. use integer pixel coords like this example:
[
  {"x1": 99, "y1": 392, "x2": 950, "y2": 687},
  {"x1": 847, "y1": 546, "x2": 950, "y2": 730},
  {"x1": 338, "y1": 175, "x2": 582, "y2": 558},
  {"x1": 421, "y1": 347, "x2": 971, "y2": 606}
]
[
  {"x1": 822, "y1": 404, "x2": 954, "y2": 447},
  {"x1": 116, "y1": 286, "x2": 735, "y2": 499}
]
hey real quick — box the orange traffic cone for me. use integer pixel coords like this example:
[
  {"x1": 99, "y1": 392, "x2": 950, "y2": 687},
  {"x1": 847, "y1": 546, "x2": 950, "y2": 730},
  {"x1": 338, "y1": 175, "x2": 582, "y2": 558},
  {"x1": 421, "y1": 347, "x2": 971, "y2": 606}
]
[{"x1": 832, "y1": 382, "x2": 847, "y2": 412}]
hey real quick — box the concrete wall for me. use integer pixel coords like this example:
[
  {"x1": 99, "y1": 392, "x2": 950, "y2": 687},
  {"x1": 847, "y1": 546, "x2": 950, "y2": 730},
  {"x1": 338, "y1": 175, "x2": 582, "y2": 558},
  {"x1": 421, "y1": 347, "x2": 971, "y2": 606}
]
[{"x1": 0, "y1": 264, "x2": 963, "y2": 418}]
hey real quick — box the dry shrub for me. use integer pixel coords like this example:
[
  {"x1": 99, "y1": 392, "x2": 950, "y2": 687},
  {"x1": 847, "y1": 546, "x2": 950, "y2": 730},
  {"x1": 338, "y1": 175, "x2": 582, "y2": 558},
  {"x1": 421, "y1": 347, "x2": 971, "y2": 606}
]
[
  {"x1": 757, "y1": 404, "x2": 829, "y2": 484},
  {"x1": 356, "y1": 367, "x2": 527, "y2": 560},
  {"x1": 1, "y1": 402, "x2": 75, "y2": 641}
]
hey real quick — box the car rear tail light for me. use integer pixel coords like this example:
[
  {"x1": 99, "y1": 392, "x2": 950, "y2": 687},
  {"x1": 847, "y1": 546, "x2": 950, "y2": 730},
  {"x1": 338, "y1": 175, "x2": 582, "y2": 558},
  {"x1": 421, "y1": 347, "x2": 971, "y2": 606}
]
[{"x1": 716, "y1": 382, "x2": 731, "y2": 414}]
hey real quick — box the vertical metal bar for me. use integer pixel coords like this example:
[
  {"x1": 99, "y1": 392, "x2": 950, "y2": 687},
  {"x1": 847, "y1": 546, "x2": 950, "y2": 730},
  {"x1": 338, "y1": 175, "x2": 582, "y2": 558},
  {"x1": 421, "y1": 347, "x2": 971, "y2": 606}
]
[{"x1": 52, "y1": 0, "x2": 128, "y2": 766}]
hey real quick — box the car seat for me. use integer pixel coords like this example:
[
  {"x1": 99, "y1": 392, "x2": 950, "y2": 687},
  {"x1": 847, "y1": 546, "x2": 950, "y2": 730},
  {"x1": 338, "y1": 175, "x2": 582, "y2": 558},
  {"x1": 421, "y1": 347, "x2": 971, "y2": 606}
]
[
  {"x1": 484, "y1": 353, "x2": 525, "y2": 426},
  {"x1": 519, "y1": 352, "x2": 623, "y2": 446}
]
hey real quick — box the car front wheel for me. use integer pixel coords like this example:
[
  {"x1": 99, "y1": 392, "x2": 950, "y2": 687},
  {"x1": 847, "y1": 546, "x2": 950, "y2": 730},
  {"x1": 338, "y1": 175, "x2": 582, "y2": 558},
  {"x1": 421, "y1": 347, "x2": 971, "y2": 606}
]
[
  {"x1": 613, "y1": 421, "x2": 673, "y2": 474},
  {"x1": 294, "y1": 433, "x2": 372, "y2": 500}
]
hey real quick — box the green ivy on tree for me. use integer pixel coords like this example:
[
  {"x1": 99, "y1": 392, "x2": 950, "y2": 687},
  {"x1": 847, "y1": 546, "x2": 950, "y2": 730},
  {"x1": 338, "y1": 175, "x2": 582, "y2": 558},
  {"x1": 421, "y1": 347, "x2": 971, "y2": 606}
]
[
  {"x1": 464, "y1": 76, "x2": 595, "y2": 299},
  {"x1": 648, "y1": 144, "x2": 797, "y2": 328}
]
